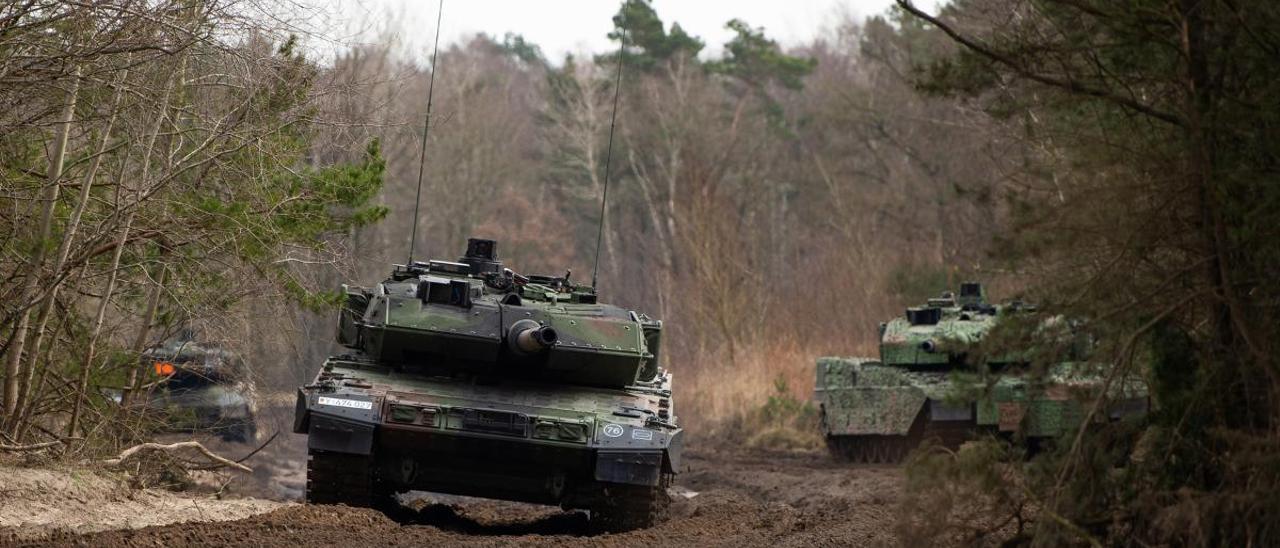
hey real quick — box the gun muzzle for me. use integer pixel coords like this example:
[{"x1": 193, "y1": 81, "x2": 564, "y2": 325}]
[{"x1": 508, "y1": 320, "x2": 558, "y2": 354}]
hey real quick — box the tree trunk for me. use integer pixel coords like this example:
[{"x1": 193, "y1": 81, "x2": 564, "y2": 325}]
[
  {"x1": 14, "y1": 72, "x2": 123, "y2": 429},
  {"x1": 69, "y1": 217, "x2": 133, "y2": 436},
  {"x1": 69, "y1": 156, "x2": 135, "y2": 436},
  {"x1": 1179, "y1": 0, "x2": 1273, "y2": 427},
  {"x1": 113, "y1": 62, "x2": 179, "y2": 410},
  {"x1": 3, "y1": 70, "x2": 79, "y2": 427},
  {"x1": 121, "y1": 264, "x2": 167, "y2": 408},
  {"x1": 17, "y1": 269, "x2": 83, "y2": 439}
]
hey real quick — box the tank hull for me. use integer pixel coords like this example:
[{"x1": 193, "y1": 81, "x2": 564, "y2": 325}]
[
  {"x1": 295, "y1": 356, "x2": 681, "y2": 510},
  {"x1": 815, "y1": 356, "x2": 1148, "y2": 462}
]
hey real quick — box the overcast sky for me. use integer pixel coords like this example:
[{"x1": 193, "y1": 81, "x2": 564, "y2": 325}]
[{"x1": 306, "y1": 0, "x2": 909, "y2": 63}]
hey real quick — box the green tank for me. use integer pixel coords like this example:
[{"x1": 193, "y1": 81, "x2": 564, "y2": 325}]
[
  {"x1": 142, "y1": 335, "x2": 259, "y2": 443},
  {"x1": 294, "y1": 238, "x2": 679, "y2": 531},
  {"x1": 815, "y1": 282, "x2": 1147, "y2": 463}
]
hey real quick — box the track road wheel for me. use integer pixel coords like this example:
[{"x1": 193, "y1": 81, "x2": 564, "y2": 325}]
[
  {"x1": 591, "y1": 475, "x2": 671, "y2": 533},
  {"x1": 867, "y1": 438, "x2": 883, "y2": 463},
  {"x1": 305, "y1": 449, "x2": 393, "y2": 511},
  {"x1": 874, "y1": 438, "x2": 890, "y2": 463},
  {"x1": 829, "y1": 435, "x2": 917, "y2": 464}
]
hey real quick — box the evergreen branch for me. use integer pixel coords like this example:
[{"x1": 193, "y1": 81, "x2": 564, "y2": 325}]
[{"x1": 895, "y1": 0, "x2": 1184, "y2": 126}]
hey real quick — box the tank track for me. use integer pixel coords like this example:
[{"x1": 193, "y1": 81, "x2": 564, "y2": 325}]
[
  {"x1": 305, "y1": 449, "x2": 393, "y2": 510},
  {"x1": 826, "y1": 434, "x2": 911, "y2": 463},
  {"x1": 589, "y1": 473, "x2": 671, "y2": 532}
]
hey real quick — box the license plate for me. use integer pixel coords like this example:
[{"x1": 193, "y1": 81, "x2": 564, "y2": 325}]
[{"x1": 317, "y1": 396, "x2": 373, "y2": 410}]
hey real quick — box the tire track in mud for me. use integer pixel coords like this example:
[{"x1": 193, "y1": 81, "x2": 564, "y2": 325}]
[{"x1": 21, "y1": 447, "x2": 906, "y2": 547}]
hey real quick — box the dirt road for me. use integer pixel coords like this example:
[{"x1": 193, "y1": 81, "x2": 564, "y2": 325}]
[{"x1": 17, "y1": 446, "x2": 905, "y2": 547}]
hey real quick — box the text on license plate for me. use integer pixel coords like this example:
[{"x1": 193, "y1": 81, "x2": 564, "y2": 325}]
[{"x1": 318, "y1": 396, "x2": 373, "y2": 410}]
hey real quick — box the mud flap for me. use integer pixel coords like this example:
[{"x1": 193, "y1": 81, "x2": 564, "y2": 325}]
[
  {"x1": 595, "y1": 450, "x2": 663, "y2": 486},
  {"x1": 663, "y1": 429, "x2": 684, "y2": 473},
  {"x1": 293, "y1": 389, "x2": 310, "y2": 434},
  {"x1": 308, "y1": 413, "x2": 375, "y2": 456}
]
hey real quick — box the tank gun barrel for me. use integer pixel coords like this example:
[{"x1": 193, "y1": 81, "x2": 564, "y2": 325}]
[{"x1": 507, "y1": 319, "x2": 558, "y2": 355}]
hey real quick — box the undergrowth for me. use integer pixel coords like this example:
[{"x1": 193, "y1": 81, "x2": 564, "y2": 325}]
[{"x1": 696, "y1": 372, "x2": 823, "y2": 452}]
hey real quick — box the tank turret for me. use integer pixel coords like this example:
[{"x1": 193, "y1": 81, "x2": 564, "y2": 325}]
[
  {"x1": 879, "y1": 282, "x2": 1001, "y2": 367},
  {"x1": 333, "y1": 238, "x2": 657, "y2": 388}
]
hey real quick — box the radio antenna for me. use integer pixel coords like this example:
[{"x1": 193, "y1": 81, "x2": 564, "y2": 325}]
[
  {"x1": 408, "y1": 0, "x2": 445, "y2": 264},
  {"x1": 590, "y1": 7, "x2": 627, "y2": 290}
]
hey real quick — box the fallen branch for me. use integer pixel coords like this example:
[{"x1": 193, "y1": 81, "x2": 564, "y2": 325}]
[
  {"x1": 105, "y1": 441, "x2": 252, "y2": 473},
  {"x1": 235, "y1": 430, "x2": 279, "y2": 464},
  {"x1": 0, "y1": 440, "x2": 62, "y2": 452}
]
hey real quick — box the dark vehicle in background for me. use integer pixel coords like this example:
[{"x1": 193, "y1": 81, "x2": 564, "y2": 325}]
[
  {"x1": 294, "y1": 238, "x2": 680, "y2": 531},
  {"x1": 143, "y1": 336, "x2": 260, "y2": 443}
]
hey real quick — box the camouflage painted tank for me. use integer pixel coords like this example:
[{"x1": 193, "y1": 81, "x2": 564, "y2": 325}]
[
  {"x1": 294, "y1": 239, "x2": 679, "y2": 531},
  {"x1": 815, "y1": 282, "x2": 1147, "y2": 463},
  {"x1": 142, "y1": 336, "x2": 259, "y2": 442}
]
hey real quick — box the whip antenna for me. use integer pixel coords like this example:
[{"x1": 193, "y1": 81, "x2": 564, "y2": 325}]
[
  {"x1": 591, "y1": 8, "x2": 627, "y2": 290},
  {"x1": 408, "y1": 0, "x2": 445, "y2": 264}
]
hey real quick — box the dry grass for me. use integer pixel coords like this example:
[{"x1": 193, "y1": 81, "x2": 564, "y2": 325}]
[
  {"x1": 669, "y1": 257, "x2": 1022, "y2": 446},
  {"x1": 678, "y1": 339, "x2": 876, "y2": 448}
]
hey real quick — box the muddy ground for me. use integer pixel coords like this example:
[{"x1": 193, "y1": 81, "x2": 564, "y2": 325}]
[
  {"x1": 4, "y1": 442, "x2": 906, "y2": 547},
  {"x1": 0, "y1": 396, "x2": 918, "y2": 547}
]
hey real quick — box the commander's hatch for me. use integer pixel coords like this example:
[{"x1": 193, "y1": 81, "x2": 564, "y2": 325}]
[{"x1": 417, "y1": 276, "x2": 478, "y2": 308}]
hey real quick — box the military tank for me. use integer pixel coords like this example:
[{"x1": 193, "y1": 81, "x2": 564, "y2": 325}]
[
  {"x1": 294, "y1": 238, "x2": 679, "y2": 531},
  {"x1": 142, "y1": 335, "x2": 259, "y2": 442},
  {"x1": 815, "y1": 282, "x2": 1147, "y2": 463}
]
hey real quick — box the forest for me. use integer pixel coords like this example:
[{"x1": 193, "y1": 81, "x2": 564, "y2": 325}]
[{"x1": 1, "y1": 0, "x2": 1277, "y2": 545}]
